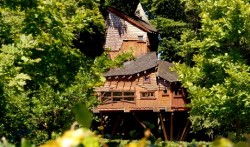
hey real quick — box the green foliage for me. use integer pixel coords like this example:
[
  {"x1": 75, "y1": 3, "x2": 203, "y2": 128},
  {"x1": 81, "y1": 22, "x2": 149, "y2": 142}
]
[
  {"x1": 175, "y1": 0, "x2": 250, "y2": 139},
  {"x1": 103, "y1": 0, "x2": 140, "y2": 16},
  {"x1": 152, "y1": 17, "x2": 188, "y2": 61},
  {"x1": 0, "y1": 128, "x2": 210, "y2": 147},
  {"x1": 94, "y1": 51, "x2": 134, "y2": 73},
  {"x1": 141, "y1": 0, "x2": 196, "y2": 62},
  {"x1": 0, "y1": 0, "x2": 106, "y2": 144}
]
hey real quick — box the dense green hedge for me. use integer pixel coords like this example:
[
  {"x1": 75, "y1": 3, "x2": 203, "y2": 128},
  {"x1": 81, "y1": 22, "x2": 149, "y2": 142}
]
[{"x1": 104, "y1": 139, "x2": 210, "y2": 147}]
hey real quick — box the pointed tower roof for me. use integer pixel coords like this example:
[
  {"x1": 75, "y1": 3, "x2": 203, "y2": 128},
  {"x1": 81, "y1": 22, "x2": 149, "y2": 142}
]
[{"x1": 134, "y1": 3, "x2": 150, "y2": 24}]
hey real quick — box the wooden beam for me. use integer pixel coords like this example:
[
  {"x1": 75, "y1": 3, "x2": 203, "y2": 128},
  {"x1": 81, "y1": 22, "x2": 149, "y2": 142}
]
[
  {"x1": 170, "y1": 112, "x2": 174, "y2": 141},
  {"x1": 159, "y1": 112, "x2": 168, "y2": 141},
  {"x1": 128, "y1": 75, "x2": 133, "y2": 79},
  {"x1": 112, "y1": 114, "x2": 121, "y2": 136},
  {"x1": 121, "y1": 115, "x2": 131, "y2": 135},
  {"x1": 180, "y1": 120, "x2": 190, "y2": 141},
  {"x1": 176, "y1": 125, "x2": 182, "y2": 141},
  {"x1": 133, "y1": 113, "x2": 154, "y2": 137},
  {"x1": 100, "y1": 113, "x2": 104, "y2": 135},
  {"x1": 183, "y1": 127, "x2": 190, "y2": 141}
]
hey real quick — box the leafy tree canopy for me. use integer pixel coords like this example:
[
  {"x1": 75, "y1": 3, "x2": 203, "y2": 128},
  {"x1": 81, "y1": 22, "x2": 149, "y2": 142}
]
[
  {"x1": 0, "y1": 0, "x2": 106, "y2": 144},
  {"x1": 175, "y1": 0, "x2": 250, "y2": 139},
  {"x1": 141, "y1": 0, "x2": 200, "y2": 62}
]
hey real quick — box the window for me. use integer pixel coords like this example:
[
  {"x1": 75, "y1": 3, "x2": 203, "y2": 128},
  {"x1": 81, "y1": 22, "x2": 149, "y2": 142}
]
[
  {"x1": 113, "y1": 97, "x2": 122, "y2": 102},
  {"x1": 113, "y1": 92, "x2": 122, "y2": 96},
  {"x1": 101, "y1": 92, "x2": 111, "y2": 102},
  {"x1": 124, "y1": 92, "x2": 134, "y2": 96},
  {"x1": 174, "y1": 89, "x2": 182, "y2": 97},
  {"x1": 124, "y1": 92, "x2": 135, "y2": 101},
  {"x1": 162, "y1": 89, "x2": 169, "y2": 96},
  {"x1": 141, "y1": 92, "x2": 155, "y2": 99},
  {"x1": 138, "y1": 35, "x2": 143, "y2": 41},
  {"x1": 143, "y1": 75, "x2": 151, "y2": 84},
  {"x1": 100, "y1": 91, "x2": 135, "y2": 103},
  {"x1": 113, "y1": 92, "x2": 122, "y2": 102}
]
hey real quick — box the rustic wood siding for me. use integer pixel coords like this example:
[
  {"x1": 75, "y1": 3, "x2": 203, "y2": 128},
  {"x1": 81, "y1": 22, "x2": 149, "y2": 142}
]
[
  {"x1": 95, "y1": 70, "x2": 187, "y2": 112},
  {"x1": 105, "y1": 12, "x2": 149, "y2": 59},
  {"x1": 109, "y1": 41, "x2": 150, "y2": 59}
]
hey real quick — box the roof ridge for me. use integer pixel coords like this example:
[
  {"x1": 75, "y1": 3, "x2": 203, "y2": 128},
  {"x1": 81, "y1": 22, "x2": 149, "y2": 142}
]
[{"x1": 107, "y1": 7, "x2": 157, "y2": 33}]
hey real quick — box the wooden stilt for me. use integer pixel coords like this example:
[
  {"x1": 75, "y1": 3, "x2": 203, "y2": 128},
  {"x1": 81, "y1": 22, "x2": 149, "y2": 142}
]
[
  {"x1": 100, "y1": 113, "x2": 104, "y2": 135},
  {"x1": 133, "y1": 113, "x2": 147, "y2": 128},
  {"x1": 181, "y1": 121, "x2": 190, "y2": 141},
  {"x1": 121, "y1": 118, "x2": 129, "y2": 135},
  {"x1": 176, "y1": 125, "x2": 182, "y2": 140},
  {"x1": 133, "y1": 113, "x2": 155, "y2": 137},
  {"x1": 180, "y1": 120, "x2": 189, "y2": 141},
  {"x1": 159, "y1": 112, "x2": 168, "y2": 141},
  {"x1": 183, "y1": 128, "x2": 190, "y2": 141},
  {"x1": 170, "y1": 112, "x2": 174, "y2": 141},
  {"x1": 112, "y1": 114, "x2": 121, "y2": 136}
]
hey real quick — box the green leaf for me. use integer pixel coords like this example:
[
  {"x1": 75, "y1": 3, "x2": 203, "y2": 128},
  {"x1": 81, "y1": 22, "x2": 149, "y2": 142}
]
[{"x1": 73, "y1": 103, "x2": 93, "y2": 128}]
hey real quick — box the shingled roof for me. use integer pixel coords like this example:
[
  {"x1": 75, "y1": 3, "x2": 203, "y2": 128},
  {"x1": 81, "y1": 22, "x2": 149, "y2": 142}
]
[
  {"x1": 104, "y1": 52, "x2": 158, "y2": 77},
  {"x1": 104, "y1": 52, "x2": 178, "y2": 82},
  {"x1": 107, "y1": 7, "x2": 157, "y2": 33},
  {"x1": 157, "y1": 60, "x2": 178, "y2": 82}
]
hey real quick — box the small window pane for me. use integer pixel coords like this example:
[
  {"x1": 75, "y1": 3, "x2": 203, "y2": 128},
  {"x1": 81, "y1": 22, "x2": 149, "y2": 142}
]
[
  {"x1": 113, "y1": 92, "x2": 122, "y2": 96},
  {"x1": 162, "y1": 89, "x2": 169, "y2": 96},
  {"x1": 138, "y1": 35, "x2": 143, "y2": 41},
  {"x1": 174, "y1": 89, "x2": 182, "y2": 96},
  {"x1": 143, "y1": 76, "x2": 150, "y2": 83},
  {"x1": 141, "y1": 92, "x2": 155, "y2": 98},
  {"x1": 102, "y1": 92, "x2": 111, "y2": 97},
  {"x1": 124, "y1": 97, "x2": 134, "y2": 101},
  {"x1": 113, "y1": 98, "x2": 121, "y2": 102},
  {"x1": 124, "y1": 92, "x2": 134, "y2": 96},
  {"x1": 102, "y1": 97, "x2": 109, "y2": 102}
]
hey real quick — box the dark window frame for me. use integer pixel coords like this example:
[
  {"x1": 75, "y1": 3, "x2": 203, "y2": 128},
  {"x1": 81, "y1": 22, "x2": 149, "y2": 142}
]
[
  {"x1": 143, "y1": 75, "x2": 151, "y2": 84},
  {"x1": 100, "y1": 91, "x2": 135, "y2": 103},
  {"x1": 162, "y1": 88, "x2": 169, "y2": 96},
  {"x1": 138, "y1": 35, "x2": 143, "y2": 41},
  {"x1": 174, "y1": 89, "x2": 183, "y2": 97},
  {"x1": 140, "y1": 91, "x2": 156, "y2": 99}
]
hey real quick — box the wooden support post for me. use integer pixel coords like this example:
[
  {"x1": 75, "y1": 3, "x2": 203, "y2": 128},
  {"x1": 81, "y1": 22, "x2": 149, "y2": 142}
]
[
  {"x1": 121, "y1": 117, "x2": 129, "y2": 135},
  {"x1": 159, "y1": 112, "x2": 168, "y2": 141},
  {"x1": 176, "y1": 126, "x2": 182, "y2": 141},
  {"x1": 133, "y1": 113, "x2": 155, "y2": 137},
  {"x1": 180, "y1": 121, "x2": 190, "y2": 141},
  {"x1": 100, "y1": 113, "x2": 104, "y2": 135},
  {"x1": 170, "y1": 112, "x2": 174, "y2": 141},
  {"x1": 112, "y1": 114, "x2": 121, "y2": 136}
]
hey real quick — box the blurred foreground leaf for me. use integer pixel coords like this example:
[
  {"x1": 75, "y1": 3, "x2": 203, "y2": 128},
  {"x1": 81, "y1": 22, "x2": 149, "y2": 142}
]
[
  {"x1": 21, "y1": 138, "x2": 34, "y2": 147},
  {"x1": 212, "y1": 137, "x2": 233, "y2": 147},
  {"x1": 73, "y1": 103, "x2": 93, "y2": 128}
]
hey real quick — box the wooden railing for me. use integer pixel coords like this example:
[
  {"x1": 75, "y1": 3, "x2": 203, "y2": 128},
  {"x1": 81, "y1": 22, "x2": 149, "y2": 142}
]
[{"x1": 100, "y1": 91, "x2": 135, "y2": 104}]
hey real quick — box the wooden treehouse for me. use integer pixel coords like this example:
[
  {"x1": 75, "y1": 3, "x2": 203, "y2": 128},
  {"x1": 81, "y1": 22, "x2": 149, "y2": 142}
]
[{"x1": 93, "y1": 4, "x2": 190, "y2": 141}]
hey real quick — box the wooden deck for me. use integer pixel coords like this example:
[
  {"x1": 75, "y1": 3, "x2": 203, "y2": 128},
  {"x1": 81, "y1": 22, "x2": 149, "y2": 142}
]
[{"x1": 93, "y1": 90, "x2": 187, "y2": 113}]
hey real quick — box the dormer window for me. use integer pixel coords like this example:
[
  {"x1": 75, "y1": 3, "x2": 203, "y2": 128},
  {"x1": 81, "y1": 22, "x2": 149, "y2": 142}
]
[
  {"x1": 138, "y1": 35, "x2": 143, "y2": 41},
  {"x1": 143, "y1": 75, "x2": 150, "y2": 83}
]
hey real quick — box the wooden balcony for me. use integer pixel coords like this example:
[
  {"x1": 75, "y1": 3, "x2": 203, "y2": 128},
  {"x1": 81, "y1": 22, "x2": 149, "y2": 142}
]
[{"x1": 93, "y1": 90, "x2": 188, "y2": 113}]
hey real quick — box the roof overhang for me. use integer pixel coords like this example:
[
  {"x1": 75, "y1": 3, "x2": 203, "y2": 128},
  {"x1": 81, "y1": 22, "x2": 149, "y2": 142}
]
[{"x1": 107, "y1": 7, "x2": 157, "y2": 34}]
